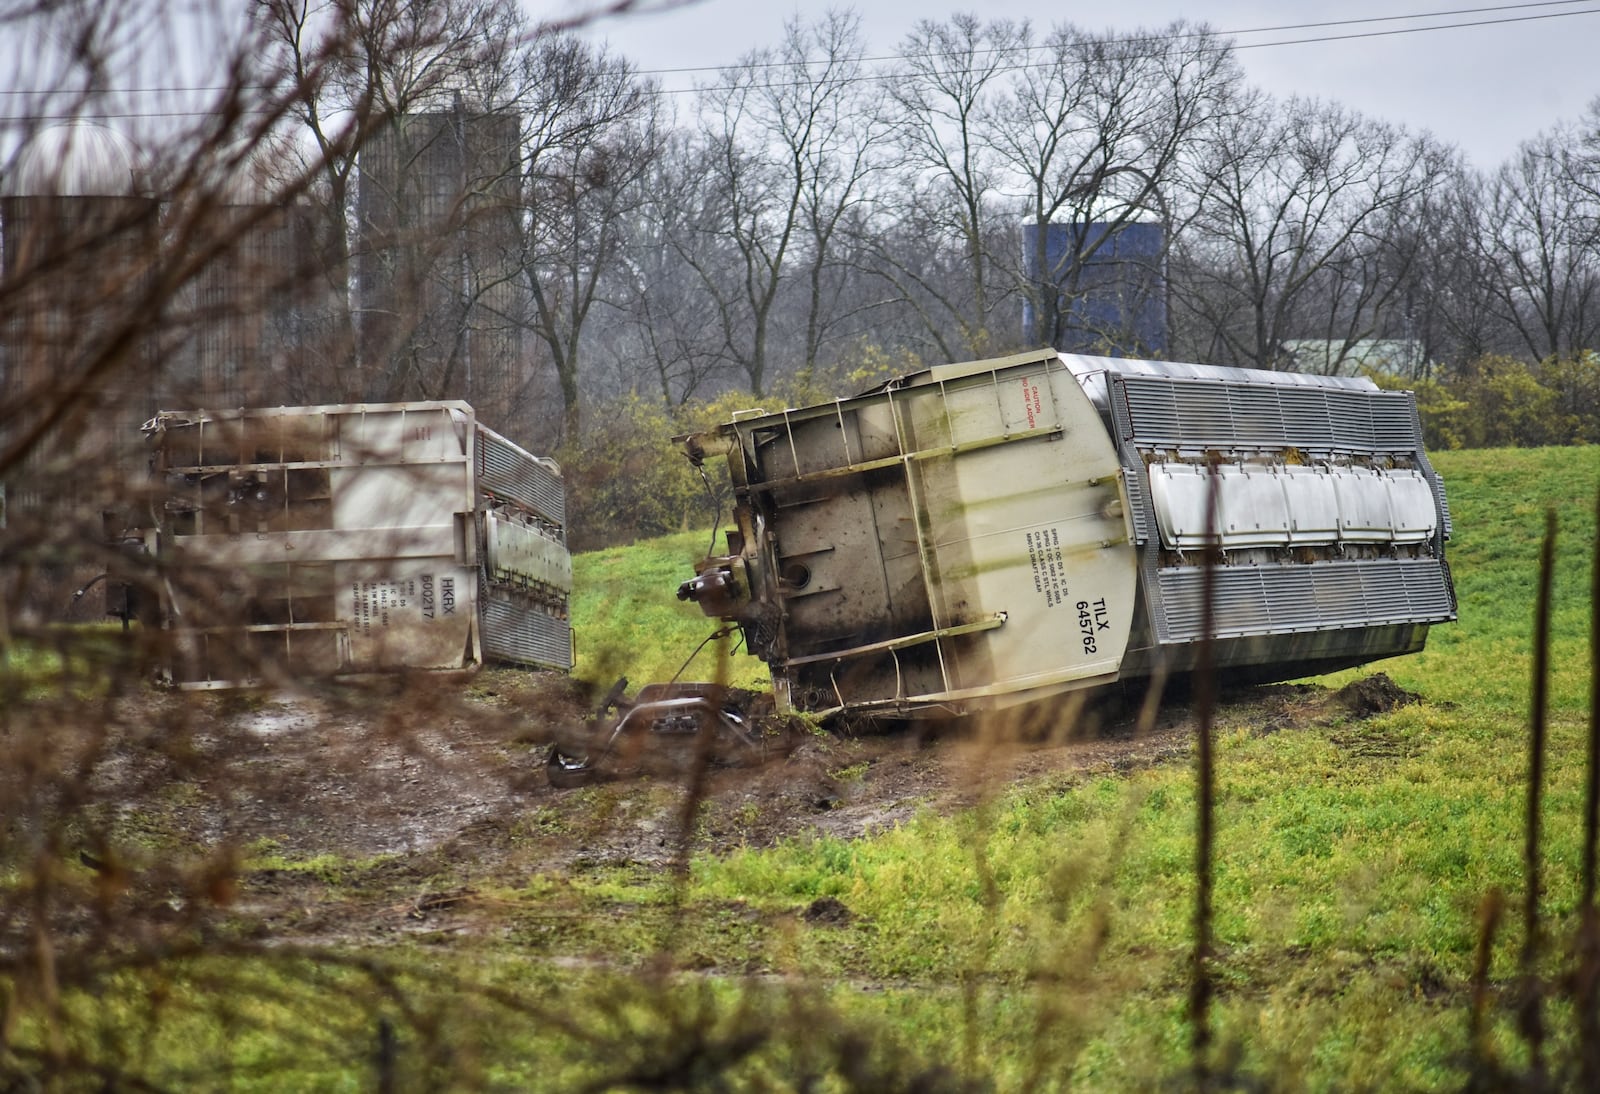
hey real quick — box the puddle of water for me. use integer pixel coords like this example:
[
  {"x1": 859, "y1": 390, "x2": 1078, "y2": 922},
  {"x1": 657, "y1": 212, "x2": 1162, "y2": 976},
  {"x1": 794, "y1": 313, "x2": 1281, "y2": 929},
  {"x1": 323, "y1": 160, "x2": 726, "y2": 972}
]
[{"x1": 235, "y1": 696, "x2": 318, "y2": 736}]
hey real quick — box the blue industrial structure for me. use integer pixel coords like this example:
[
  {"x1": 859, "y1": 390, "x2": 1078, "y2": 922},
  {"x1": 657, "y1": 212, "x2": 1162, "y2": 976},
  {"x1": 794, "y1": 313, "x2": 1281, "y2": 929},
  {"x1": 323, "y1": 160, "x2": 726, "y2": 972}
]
[{"x1": 1021, "y1": 221, "x2": 1167, "y2": 356}]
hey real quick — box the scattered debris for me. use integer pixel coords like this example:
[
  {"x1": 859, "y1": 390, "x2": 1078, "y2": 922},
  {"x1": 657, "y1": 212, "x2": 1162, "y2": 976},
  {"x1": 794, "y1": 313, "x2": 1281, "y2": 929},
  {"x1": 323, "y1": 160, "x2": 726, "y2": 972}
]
[
  {"x1": 407, "y1": 889, "x2": 473, "y2": 920},
  {"x1": 545, "y1": 681, "x2": 797, "y2": 788}
]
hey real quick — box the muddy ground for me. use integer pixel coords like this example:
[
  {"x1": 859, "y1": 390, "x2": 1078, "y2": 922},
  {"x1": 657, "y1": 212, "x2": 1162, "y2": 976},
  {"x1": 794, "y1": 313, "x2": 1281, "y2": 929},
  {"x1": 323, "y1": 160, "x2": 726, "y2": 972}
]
[{"x1": 78, "y1": 668, "x2": 1419, "y2": 946}]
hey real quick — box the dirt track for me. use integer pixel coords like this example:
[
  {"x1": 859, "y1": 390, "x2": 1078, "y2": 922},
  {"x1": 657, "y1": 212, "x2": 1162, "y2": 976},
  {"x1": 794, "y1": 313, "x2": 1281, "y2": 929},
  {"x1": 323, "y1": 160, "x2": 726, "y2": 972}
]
[{"x1": 86, "y1": 668, "x2": 1418, "y2": 945}]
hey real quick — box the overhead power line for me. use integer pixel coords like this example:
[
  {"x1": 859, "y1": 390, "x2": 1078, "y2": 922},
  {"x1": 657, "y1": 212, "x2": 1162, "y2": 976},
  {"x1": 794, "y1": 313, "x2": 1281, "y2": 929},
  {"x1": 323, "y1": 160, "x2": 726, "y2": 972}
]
[
  {"x1": 628, "y1": 0, "x2": 1600, "y2": 77},
  {"x1": 1227, "y1": 2, "x2": 1600, "y2": 51},
  {"x1": 643, "y1": 4, "x2": 1600, "y2": 98},
  {"x1": 0, "y1": 0, "x2": 1596, "y2": 120}
]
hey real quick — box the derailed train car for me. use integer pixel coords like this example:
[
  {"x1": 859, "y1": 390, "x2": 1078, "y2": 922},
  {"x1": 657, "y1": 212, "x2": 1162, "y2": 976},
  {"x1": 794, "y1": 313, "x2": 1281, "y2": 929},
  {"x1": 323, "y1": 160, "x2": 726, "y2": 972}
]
[
  {"x1": 677, "y1": 349, "x2": 1455, "y2": 719},
  {"x1": 132, "y1": 401, "x2": 572, "y2": 688}
]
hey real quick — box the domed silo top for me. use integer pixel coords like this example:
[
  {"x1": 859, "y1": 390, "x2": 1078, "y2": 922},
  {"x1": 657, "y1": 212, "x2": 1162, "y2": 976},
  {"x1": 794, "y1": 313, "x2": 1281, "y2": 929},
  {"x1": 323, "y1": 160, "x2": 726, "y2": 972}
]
[{"x1": 4, "y1": 122, "x2": 142, "y2": 197}]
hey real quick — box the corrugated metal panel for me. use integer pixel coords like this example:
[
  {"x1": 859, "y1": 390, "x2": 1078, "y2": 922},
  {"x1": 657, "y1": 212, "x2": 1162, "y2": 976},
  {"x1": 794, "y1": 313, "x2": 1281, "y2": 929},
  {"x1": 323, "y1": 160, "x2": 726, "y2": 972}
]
[
  {"x1": 1278, "y1": 389, "x2": 1334, "y2": 438},
  {"x1": 480, "y1": 587, "x2": 572, "y2": 670},
  {"x1": 1062, "y1": 354, "x2": 1379, "y2": 398},
  {"x1": 1105, "y1": 377, "x2": 1168, "y2": 638},
  {"x1": 1225, "y1": 386, "x2": 1289, "y2": 447},
  {"x1": 1372, "y1": 394, "x2": 1420, "y2": 442},
  {"x1": 1121, "y1": 466, "x2": 1150, "y2": 544},
  {"x1": 1157, "y1": 558, "x2": 1455, "y2": 641},
  {"x1": 1407, "y1": 399, "x2": 1454, "y2": 543},
  {"x1": 478, "y1": 429, "x2": 564, "y2": 527},
  {"x1": 473, "y1": 430, "x2": 571, "y2": 670},
  {"x1": 1116, "y1": 374, "x2": 1423, "y2": 454},
  {"x1": 1142, "y1": 527, "x2": 1171, "y2": 643}
]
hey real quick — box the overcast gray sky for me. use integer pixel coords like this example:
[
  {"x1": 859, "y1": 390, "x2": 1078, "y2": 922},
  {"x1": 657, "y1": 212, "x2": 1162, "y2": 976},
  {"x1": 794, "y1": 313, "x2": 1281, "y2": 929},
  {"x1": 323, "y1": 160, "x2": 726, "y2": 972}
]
[{"x1": 571, "y1": 0, "x2": 1600, "y2": 170}]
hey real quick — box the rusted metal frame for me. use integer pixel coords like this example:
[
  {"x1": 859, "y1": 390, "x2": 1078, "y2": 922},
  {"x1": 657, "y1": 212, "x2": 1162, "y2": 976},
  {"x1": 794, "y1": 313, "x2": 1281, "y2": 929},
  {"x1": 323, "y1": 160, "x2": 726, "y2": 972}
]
[
  {"x1": 923, "y1": 347, "x2": 1062, "y2": 387},
  {"x1": 933, "y1": 375, "x2": 958, "y2": 445},
  {"x1": 168, "y1": 526, "x2": 458, "y2": 562},
  {"x1": 885, "y1": 387, "x2": 950, "y2": 694},
  {"x1": 747, "y1": 424, "x2": 1063, "y2": 495},
  {"x1": 722, "y1": 425, "x2": 754, "y2": 492},
  {"x1": 824, "y1": 649, "x2": 908, "y2": 709},
  {"x1": 179, "y1": 403, "x2": 448, "y2": 467},
  {"x1": 165, "y1": 457, "x2": 469, "y2": 474},
  {"x1": 460, "y1": 407, "x2": 479, "y2": 531},
  {"x1": 809, "y1": 657, "x2": 1120, "y2": 713},
  {"x1": 856, "y1": 466, "x2": 902, "y2": 644},
  {"x1": 883, "y1": 388, "x2": 940, "y2": 623},
  {"x1": 774, "y1": 543, "x2": 838, "y2": 601},
  {"x1": 832, "y1": 671, "x2": 849, "y2": 710},
  {"x1": 781, "y1": 612, "x2": 1007, "y2": 668},
  {"x1": 1039, "y1": 356, "x2": 1069, "y2": 434},
  {"x1": 982, "y1": 356, "x2": 1067, "y2": 442},
  {"x1": 167, "y1": 400, "x2": 473, "y2": 422},
  {"x1": 780, "y1": 407, "x2": 804, "y2": 482},
  {"x1": 181, "y1": 621, "x2": 348, "y2": 633},
  {"x1": 834, "y1": 400, "x2": 854, "y2": 465},
  {"x1": 598, "y1": 695, "x2": 757, "y2": 753},
  {"x1": 988, "y1": 370, "x2": 1007, "y2": 438},
  {"x1": 736, "y1": 378, "x2": 996, "y2": 449}
]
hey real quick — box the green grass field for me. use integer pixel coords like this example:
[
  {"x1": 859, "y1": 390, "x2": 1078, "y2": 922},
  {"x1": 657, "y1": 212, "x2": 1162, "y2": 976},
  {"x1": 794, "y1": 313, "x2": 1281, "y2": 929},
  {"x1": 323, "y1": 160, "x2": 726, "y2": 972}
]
[
  {"x1": 6, "y1": 445, "x2": 1598, "y2": 1090},
  {"x1": 570, "y1": 528, "x2": 771, "y2": 692},
  {"x1": 564, "y1": 445, "x2": 1600, "y2": 1089}
]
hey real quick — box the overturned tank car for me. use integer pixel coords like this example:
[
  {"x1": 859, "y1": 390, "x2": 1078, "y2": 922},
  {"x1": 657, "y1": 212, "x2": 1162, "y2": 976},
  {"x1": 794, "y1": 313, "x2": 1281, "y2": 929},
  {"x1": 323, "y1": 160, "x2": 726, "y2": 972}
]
[
  {"x1": 129, "y1": 401, "x2": 572, "y2": 688},
  {"x1": 677, "y1": 350, "x2": 1455, "y2": 719}
]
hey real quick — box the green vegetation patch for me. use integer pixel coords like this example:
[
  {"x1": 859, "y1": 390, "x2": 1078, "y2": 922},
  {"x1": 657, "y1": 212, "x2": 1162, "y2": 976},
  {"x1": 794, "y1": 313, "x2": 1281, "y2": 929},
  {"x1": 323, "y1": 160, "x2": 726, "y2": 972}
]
[
  {"x1": 555, "y1": 445, "x2": 1600, "y2": 1088},
  {"x1": 571, "y1": 528, "x2": 769, "y2": 691},
  {"x1": 4, "y1": 447, "x2": 1596, "y2": 1090}
]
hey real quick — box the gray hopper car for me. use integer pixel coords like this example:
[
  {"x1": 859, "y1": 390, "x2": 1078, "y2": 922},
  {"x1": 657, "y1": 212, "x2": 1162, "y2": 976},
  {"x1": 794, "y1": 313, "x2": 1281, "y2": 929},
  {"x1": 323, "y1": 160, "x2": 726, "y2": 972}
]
[
  {"x1": 133, "y1": 401, "x2": 572, "y2": 688},
  {"x1": 677, "y1": 349, "x2": 1456, "y2": 718}
]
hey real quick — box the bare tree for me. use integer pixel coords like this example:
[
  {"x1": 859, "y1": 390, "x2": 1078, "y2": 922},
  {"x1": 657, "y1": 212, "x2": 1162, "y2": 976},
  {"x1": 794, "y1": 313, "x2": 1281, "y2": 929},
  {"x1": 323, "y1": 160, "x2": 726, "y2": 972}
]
[
  {"x1": 785, "y1": 11, "x2": 893, "y2": 379},
  {"x1": 991, "y1": 20, "x2": 1239, "y2": 355},
  {"x1": 0, "y1": 2, "x2": 684, "y2": 1083},
  {"x1": 1567, "y1": 95, "x2": 1600, "y2": 236},
  {"x1": 603, "y1": 131, "x2": 740, "y2": 407},
  {"x1": 518, "y1": 35, "x2": 659, "y2": 440},
  {"x1": 1172, "y1": 93, "x2": 1451, "y2": 372},
  {"x1": 0, "y1": 0, "x2": 464, "y2": 1082},
  {"x1": 1370, "y1": 166, "x2": 1507, "y2": 377},
  {"x1": 346, "y1": 0, "x2": 533, "y2": 418},
  {"x1": 254, "y1": 0, "x2": 366, "y2": 398},
  {"x1": 874, "y1": 14, "x2": 1024, "y2": 361},
  {"x1": 254, "y1": 0, "x2": 528, "y2": 405},
  {"x1": 1477, "y1": 124, "x2": 1600, "y2": 363},
  {"x1": 679, "y1": 13, "x2": 877, "y2": 396}
]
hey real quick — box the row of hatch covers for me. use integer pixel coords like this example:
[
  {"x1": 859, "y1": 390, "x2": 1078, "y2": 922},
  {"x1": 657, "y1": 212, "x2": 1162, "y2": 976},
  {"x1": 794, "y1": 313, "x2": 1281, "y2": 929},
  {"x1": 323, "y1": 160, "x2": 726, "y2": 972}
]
[{"x1": 1147, "y1": 462, "x2": 1438, "y2": 551}]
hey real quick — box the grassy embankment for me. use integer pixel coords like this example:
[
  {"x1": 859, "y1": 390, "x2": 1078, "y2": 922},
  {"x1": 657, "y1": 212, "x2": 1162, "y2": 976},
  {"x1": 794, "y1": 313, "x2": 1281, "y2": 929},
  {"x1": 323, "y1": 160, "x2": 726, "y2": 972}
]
[
  {"x1": 556, "y1": 445, "x2": 1600, "y2": 1088},
  {"x1": 6, "y1": 445, "x2": 1597, "y2": 1089},
  {"x1": 569, "y1": 526, "x2": 770, "y2": 692},
  {"x1": 390, "y1": 444, "x2": 1589, "y2": 1088}
]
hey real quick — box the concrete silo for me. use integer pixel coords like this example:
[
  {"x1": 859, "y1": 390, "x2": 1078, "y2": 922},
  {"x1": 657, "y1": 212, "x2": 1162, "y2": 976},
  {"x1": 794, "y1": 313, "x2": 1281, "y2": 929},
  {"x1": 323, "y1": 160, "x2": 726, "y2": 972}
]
[
  {"x1": 170, "y1": 167, "x2": 324, "y2": 411},
  {"x1": 1, "y1": 122, "x2": 159, "y2": 526},
  {"x1": 354, "y1": 104, "x2": 530, "y2": 443}
]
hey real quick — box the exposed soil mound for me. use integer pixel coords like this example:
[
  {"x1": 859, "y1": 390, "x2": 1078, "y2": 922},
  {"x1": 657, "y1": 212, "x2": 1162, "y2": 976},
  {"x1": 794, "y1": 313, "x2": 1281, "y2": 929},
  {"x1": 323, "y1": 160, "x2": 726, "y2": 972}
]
[
  {"x1": 1335, "y1": 673, "x2": 1421, "y2": 717},
  {"x1": 803, "y1": 897, "x2": 853, "y2": 926}
]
